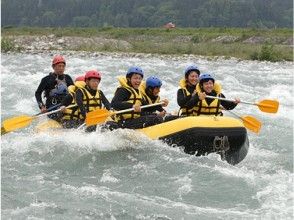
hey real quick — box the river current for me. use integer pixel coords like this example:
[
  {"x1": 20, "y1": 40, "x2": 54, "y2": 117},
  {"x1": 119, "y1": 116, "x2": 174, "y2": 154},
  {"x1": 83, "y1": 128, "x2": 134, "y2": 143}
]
[{"x1": 1, "y1": 53, "x2": 293, "y2": 219}]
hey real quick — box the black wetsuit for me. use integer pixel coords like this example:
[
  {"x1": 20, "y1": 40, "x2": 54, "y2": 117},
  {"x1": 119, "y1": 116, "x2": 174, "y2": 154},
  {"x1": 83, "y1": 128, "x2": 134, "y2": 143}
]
[
  {"x1": 141, "y1": 90, "x2": 165, "y2": 115},
  {"x1": 177, "y1": 86, "x2": 237, "y2": 114},
  {"x1": 75, "y1": 86, "x2": 111, "y2": 119},
  {"x1": 35, "y1": 73, "x2": 74, "y2": 121},
  {"x1": 111, "y1": 87, "x2": 163, "y2": 129},
  {"x1": 65, "y1": 86, "x2": 111, "y2": 132},
  {"x1": 177, "y1": 84, "x2": 198, "y2": 109}
]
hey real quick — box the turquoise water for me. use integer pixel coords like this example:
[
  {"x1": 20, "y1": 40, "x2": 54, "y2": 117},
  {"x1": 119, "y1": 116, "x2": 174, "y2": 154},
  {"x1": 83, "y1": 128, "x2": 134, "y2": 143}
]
[{"x1": 1, "y1": 53, "x2": 293, "y2": 219}]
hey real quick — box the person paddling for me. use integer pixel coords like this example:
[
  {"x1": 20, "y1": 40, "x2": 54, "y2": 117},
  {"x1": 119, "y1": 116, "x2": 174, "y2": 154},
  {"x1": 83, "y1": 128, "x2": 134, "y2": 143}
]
[
  {"x1": 73, "y1": 70, "x2": 111, "y2": 131},
  {"x1": 139, "y1": 76, "x2": 169, "y2": 117},
  {"x1": 194, "y1": 73, "x2": 240, "y2": 116},
  {"x1": 35, "y1": 55, "x2": 74, "y2": 121},
  {"x1": 111, "y1": 66, "x2": 163, "y2": 129},
  {"x1": 177, "y1": 64, "x2": 201, "y2": 116},
  {"x1": 60, "y1": 75, "x2": 86, "y2": 128}
]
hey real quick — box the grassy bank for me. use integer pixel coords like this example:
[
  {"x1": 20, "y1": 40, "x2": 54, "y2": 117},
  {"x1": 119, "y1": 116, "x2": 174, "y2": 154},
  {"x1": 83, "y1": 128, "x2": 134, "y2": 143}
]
[{"x1": 2, "y1": 27, "x2": 293, "y2": 61}]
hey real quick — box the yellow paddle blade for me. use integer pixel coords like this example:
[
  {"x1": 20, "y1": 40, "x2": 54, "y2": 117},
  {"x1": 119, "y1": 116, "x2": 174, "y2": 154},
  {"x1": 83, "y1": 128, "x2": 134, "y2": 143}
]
[
  {"x1": 86, "y1": 108, "x2": 110, "y2": 119},
  {"x1": 85, "y1": 109, "x2": 111, "y2": 126},
  {"x1": 2, "y1": 115, "x2": 34, "y2": 132},
  {"x1": 241, "y1": 115, "x2": 262, "y2": 134},
  {"x1": 257, "y1": 100, "x2": 279, "y2": 113}
]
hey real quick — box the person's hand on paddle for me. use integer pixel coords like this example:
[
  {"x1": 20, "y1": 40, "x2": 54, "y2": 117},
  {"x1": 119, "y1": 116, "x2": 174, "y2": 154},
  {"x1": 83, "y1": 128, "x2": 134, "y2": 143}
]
[
  {"x1": 40, "y1": 105, "x2": 47, "y2": 113},
  {"x1": 198, "y1": 92, "x2": 206, "y2": 100},
  {"x1": 158, "y1": 109, "x2": 166, "y2": 117},
  {"x1": 162, "y1": 99, "x2": 169, "y2": 107},
  {"x1": 133, "y1": 104, "x2": 141, "y2": 112},
  {"x1": 234, "y1": 98, "x2": 241, "y2": 104},
  {"x1": 59, "y1": 106, "x2": 67, "y2": 112}
]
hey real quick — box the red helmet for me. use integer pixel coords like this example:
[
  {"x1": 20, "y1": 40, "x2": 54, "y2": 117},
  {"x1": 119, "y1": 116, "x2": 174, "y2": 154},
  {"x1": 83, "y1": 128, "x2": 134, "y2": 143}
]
[
  {"x1": 75, "y1": 75, "x2": 85, "y2": 82},
  {"x1": 52, "y1": 55, "x2": 66, "y2": 66},
  {"x1": 85, "y1": 70, "x2": 102, "y2": 80}
]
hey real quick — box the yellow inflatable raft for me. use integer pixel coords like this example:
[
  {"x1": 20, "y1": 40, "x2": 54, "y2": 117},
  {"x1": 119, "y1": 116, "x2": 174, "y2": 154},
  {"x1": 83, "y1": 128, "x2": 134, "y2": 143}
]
[{"x1": 36, "y1": 116, "x2": 249, "y2": 165}]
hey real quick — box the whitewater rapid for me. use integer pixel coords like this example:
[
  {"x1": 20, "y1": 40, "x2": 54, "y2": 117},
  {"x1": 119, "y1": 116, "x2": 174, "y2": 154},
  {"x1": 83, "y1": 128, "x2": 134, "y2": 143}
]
[{"x1": 1, "y1": 53, "x2": 293, "y2": 219}]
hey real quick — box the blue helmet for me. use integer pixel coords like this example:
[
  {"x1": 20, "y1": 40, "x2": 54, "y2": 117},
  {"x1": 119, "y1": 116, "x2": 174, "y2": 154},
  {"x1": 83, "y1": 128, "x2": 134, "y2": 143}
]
[
  {"x1": 146, "y1": 76, "x2": 162, "y2": 88},
  {"x1": 126, "y1": 66, "x2": 144, "y2": 78},
  {"x1": 184, "y1": 65, "x2": 200, "y2": 78},
  {"x1": 199, "y1": 73, "x2": 215, "y2": 84}
]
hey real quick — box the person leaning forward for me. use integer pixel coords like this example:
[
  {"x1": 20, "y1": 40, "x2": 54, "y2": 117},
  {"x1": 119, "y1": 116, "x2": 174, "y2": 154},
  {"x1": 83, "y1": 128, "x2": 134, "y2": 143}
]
[
  {"x1": 35, "y1": 55, "x2": 74, "y2": 121},
  {"x1": 111, "y1": 66, "x2": 163, "y2": 129}
]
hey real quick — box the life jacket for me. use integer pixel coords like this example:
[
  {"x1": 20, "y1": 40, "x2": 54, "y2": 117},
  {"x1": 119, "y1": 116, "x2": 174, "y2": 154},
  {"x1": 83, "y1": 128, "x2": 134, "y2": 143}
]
[
  {"x1": 75, "y1": 86, "x2": 103, "y2": 120},
  {"x1": 62, "y1": 81, "x2": 86, "y2": 120},
  {"x1": 178, "y1": 78, "x2": 222, "y2": 116},
  {"x1": 68, "y1": 81, "x2": 86, "y2": 95},
  {"x1": 178, "y1": 78, "x2": 198, "y2": 116},
  {"x1": 195, "y1": 82, "x2": 223, "y2": 116},
  {"x1": 139, "y1": 81, "x2": 160, "y2": 105},
  {"x1": 48, "y1": 73, "x2": 69, "y2": 105},
  {"x1": 114, "y1": 76, "x2": 143, "y2": 121}
]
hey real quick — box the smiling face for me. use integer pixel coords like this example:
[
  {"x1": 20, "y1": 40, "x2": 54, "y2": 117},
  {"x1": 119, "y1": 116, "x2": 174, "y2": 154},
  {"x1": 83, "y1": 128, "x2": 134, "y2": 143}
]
[
  {"x1": 130, "y1": 73, "x2": 143, "y2": 89},
  {"x1": 202, "y1": 80, "x2": 214, "y2": 93},
  {"x1": 186, "y1": 71, "x2": 199, "y2": 86}
]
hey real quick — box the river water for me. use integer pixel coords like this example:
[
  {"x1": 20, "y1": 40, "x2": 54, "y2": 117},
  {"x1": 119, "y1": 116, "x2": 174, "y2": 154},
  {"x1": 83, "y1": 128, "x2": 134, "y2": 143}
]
[{"x1": 1, "y1": 53, "x2": 293, "y2": 219}]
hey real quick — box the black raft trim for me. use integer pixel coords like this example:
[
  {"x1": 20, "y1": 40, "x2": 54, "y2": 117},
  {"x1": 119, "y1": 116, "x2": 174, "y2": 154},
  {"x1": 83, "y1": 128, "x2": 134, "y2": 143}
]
[{"x1": 159, "y1": 127, "x2": 249, "y2": 165}]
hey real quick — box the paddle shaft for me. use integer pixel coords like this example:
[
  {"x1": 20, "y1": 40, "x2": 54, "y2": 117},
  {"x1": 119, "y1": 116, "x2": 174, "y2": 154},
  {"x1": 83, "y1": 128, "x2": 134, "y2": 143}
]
[
  {"x1": 1, "y1": 103, "x2": 62, "y2": 135},
  {"x1": 35, "y1": 103, "x2": 62, "y2": 116},
  {"x1": 85, "y1": 102, "x2": 166, "y2": 127},
  {"x1": 226, "y1": 110, "x2": 242, "y2": 119},
  {"x1": 206, "y1": 95, "x2": 254, "y2": 105},
  {"x1": 34, "y1": 104, "x2": 77, "y2": 119},
  {"x1": 113, "y1": 102, "x2": 165, "y2": 115}
]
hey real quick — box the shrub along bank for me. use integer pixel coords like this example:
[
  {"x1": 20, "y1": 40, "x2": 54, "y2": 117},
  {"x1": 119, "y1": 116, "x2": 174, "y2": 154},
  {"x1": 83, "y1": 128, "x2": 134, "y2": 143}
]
[{"x1": 2, "y1": 27, "x2": 293, "y2": 62}]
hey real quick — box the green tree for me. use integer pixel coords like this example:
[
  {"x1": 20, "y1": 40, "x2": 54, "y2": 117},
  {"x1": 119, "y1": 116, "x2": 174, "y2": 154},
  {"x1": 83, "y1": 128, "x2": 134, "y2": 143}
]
[
  {"x1": 41, "y1": 11, "x2": 57, "y2": 27},
  {"x1": 72, "y1": 16, "x2": 91, "y2": 27}
]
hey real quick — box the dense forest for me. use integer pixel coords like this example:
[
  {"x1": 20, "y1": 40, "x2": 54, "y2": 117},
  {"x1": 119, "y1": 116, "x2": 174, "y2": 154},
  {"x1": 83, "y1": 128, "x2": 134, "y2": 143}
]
[{"x1": 2, "y1": 0, "x2": 293, "y2": 28}]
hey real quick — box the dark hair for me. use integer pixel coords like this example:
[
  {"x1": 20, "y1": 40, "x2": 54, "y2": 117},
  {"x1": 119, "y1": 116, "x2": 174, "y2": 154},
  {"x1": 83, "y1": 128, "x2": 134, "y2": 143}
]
[{"x1": 185, "y1": 69, "x2": 200, "y2": 78}]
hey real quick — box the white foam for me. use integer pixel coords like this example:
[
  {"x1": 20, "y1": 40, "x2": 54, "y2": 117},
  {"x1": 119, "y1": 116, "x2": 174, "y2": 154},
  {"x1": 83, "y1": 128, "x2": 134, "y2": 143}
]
[{"x1": 100, "y1": 169, "x2": 120, "y2": 183}]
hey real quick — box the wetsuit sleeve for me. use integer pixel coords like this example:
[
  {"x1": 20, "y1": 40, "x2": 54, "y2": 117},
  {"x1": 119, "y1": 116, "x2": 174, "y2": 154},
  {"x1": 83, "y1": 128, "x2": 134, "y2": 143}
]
[
  {"x1": 177, "y1": 89, "x2": 200, "y2": 108},
  {"x1": 111, "y1": 88, "x2": 134, "y2": 110},
  {"x1": 75, "y1": 89, "x2": 86, "y2": 118},
  {"x1": 60, "y1": 94, "x2": 73, "y2": 106},
  {"x1": 65, "y1": 75, "x2": 74, "y2": 86},
  {"x1": 157, "y1": 105, "x2": 165, "y2": 112},
  {"x1": 151, "y1": 105, "x2": 164, "y2": 112},
  {"x1": 219, "y1": 94, "x2": 238, "y2": 110},
  {"x1": 100, "y1": 91, "x2": 111, "y2": 110},
  {"x1": 35, "y1": 77, "x2": 47, "y2": 109}
]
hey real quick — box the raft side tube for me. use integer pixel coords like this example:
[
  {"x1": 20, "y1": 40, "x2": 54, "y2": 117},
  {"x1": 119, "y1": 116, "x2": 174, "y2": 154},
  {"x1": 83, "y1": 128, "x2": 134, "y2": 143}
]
[{"x1": 158, "y1": 126, "x2": 248, "y2": 165}]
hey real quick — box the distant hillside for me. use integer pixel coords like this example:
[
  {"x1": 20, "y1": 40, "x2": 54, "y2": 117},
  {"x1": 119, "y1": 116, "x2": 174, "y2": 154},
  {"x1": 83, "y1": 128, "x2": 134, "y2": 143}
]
[{"x1": 1, "y1": 0, "x2": 293, "y2": 28}]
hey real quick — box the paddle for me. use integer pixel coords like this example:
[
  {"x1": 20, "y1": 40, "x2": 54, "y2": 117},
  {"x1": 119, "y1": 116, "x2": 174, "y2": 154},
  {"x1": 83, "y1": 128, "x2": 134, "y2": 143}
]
[
  {"x1": 226, "y1": 110, "x2": 262, "y2": 134},
  {"x1": 206, "y1": 95, "x2": 279, "y2": 113},
  {"x1": 1, "y1": 104, "x2": 61, "y2": 135},
  {"x1": 1, "y1": 104, "x2": 76, "y2": 133},
  {"x1": 85, "y1": 102, "x2": 165, "y2": 126}
]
